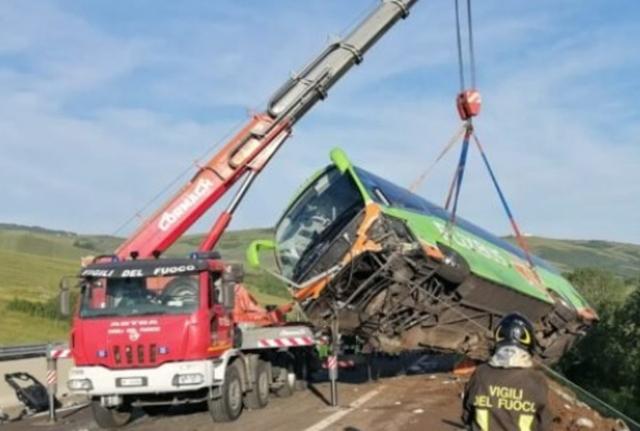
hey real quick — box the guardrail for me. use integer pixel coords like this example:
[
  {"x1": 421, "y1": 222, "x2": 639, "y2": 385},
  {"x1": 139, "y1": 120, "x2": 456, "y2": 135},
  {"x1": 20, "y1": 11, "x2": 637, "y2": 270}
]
[
  {"x1": 543, "y1": 365, "x2": 640, "y2": 431},
  {"x1": 0, "y1": 344, "x2": 49, "y2": 361},
  {"x1": 0, "y1": 343, "x2": 71, "y2": 423}
]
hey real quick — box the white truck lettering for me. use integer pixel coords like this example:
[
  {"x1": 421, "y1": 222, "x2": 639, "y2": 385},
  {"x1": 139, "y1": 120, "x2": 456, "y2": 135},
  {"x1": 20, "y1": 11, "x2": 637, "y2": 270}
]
[{"x1": 158, "y1": 179, "x2": 214, "y2": 232}]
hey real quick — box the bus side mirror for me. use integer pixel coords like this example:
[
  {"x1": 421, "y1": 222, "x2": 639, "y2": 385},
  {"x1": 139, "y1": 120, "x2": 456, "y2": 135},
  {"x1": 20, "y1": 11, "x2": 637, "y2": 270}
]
[
  {"x1": 223, "y1": 284, "x2": 235, "y2": 311},
  {"x1": 59, "y1": 277, "x2": 73, "y2": 316},
  {"x1": 246, "y1": 240, "x2": 276, "y2": 268},
  {"x1": 330, "y1": 147, "x2": 351, "y2": 173}
]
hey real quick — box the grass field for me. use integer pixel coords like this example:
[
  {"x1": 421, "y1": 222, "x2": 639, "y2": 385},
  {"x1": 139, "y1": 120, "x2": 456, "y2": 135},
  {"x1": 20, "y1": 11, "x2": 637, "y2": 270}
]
[
  {"x1": 0, "y1": 225, "x2": 284, "y2": 345},
  {"x1": 0, "y1": 224, "x2": 638, "y2": 345},
  {"x1": 506, "y1": 236, "x2": 640, "y2": 278},
  {"x1": 0, "y1": 309, "x2": 69, "y2": 345},
  {"x1": 0, "y1": 249, "x2": 78, "y2": 302}
]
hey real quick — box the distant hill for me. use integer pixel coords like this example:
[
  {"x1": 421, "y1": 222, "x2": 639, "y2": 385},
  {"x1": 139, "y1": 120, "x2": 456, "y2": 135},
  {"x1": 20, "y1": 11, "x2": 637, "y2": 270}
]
[
  {"x1": 0, "y1": 224, "x2": 273, "y2": 263},
  {"x1": 505, "y1": 236, "x2": 640, "y2": 279},
  {"x1": 0, "y1": 224, "x2": 276, "y2": 345},
  {"x1": 1, "y1": 223, "x2": 636, "y2": 278},
  {"x1": 0, "y1": 223, "x2": 638, "y2": 344},
  {"x1": 0, "y1": 222, "x2": 76, "y2": 237}
]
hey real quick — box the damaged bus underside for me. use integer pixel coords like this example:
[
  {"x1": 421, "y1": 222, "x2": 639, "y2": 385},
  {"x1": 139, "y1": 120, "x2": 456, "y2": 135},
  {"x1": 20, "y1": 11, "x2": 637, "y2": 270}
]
[{"x1": 299, "y1": 212, "x2": 589, "y2": 363}]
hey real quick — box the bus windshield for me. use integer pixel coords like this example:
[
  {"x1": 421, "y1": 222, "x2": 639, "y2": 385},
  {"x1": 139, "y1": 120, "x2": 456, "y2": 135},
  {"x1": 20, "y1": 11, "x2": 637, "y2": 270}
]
[{"x1": 275, "y1": 168, "x2": 364, "y2": 279}]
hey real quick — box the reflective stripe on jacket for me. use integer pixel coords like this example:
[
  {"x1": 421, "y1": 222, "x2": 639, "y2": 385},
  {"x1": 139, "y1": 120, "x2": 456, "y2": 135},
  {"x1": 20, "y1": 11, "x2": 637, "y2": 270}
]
[{"x1": 462, "y1": 363, "x2": 552, "y2": 431}]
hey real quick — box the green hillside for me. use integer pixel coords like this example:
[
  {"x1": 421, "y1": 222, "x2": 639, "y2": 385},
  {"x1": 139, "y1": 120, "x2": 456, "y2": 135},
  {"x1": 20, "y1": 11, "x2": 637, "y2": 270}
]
[
  {"x1": 0, "y1": 225, "x2": 280, "y2": 345},
  {"x1": 0, "y1": 249, "x2": 78, "y2": 303},
  {"x1": 0, "y1": 224, "x2": 638, "y2": 345},
  {"x1": 3, "y1": 224, "x2": 637, "y2": 279},
  {"x1": 0, "y1": 223, "x2": 273, "y2": 263},
  {"x1": 505, "y1": 235, "x2": 640, "y2": 279}
]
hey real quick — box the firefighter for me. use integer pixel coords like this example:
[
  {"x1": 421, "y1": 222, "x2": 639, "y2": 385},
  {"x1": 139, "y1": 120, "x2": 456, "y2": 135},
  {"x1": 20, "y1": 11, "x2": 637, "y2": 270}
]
[{"x1": 462, "y1": 313, "x2": 552, "y2": 431}]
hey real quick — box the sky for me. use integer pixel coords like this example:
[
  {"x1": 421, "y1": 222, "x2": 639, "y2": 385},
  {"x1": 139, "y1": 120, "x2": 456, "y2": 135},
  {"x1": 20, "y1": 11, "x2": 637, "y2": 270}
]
[{"x1": 1, "y1": 0, "x2": 639, "y2": 244}]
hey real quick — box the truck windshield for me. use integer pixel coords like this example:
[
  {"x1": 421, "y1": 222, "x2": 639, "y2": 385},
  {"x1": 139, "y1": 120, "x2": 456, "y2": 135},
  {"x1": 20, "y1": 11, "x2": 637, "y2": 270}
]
[
  {"x1": 275, "y1": 167, "x2": 364, "y2": 279},
  {"x1": 79, "y1": 274, "x2": 200, "y2": 318}
]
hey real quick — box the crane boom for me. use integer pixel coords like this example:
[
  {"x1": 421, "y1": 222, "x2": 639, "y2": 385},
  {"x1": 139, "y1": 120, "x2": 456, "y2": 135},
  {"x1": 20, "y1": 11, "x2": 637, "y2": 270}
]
[{"x1": 116, "y1": 0, "x2": 419, "y2": 260}]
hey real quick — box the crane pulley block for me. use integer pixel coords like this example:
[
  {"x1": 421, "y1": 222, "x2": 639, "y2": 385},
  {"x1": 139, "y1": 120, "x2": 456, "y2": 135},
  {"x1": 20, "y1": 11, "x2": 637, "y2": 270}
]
[{"x1": 456, "y1": 89, "x2": 481, "y2": 121}]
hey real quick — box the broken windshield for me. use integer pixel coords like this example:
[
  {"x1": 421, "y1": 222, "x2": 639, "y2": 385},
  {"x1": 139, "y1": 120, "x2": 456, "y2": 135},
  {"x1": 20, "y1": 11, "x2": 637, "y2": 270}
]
[{"x1": 275, "y1": 167, "x2": 364, "y2": 279}]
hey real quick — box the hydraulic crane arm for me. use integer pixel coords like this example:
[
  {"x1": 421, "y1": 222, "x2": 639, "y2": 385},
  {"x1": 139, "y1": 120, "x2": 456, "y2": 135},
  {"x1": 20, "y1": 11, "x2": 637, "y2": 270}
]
[{"x1": 116, "y1": 0, "x2": 419, "y2": 260}]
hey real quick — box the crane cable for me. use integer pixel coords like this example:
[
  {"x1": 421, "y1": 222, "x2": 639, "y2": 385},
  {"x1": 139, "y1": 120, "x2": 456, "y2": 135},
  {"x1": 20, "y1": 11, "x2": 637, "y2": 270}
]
[
  {"x1": 445, "y1": 0, "x2": 476, "y2": 222},
  {"x1": 409, "y1": 0, "x2": 544, "y2": 284},
  {"x1": 454, "y1": 0, "x2": 466, "y2": 91},
  {"x1": 436, "y1": 11, "x2": 638, "y2": 420},
  {"x1": 454, "y1": 0, "x2": 477, "y2": 92},
  {"x1": 408, "y1": 124, "x2": 466, "y2": 192},
  {"x1": 410, "y1": 0, "x2": 477, "y2": 194}
]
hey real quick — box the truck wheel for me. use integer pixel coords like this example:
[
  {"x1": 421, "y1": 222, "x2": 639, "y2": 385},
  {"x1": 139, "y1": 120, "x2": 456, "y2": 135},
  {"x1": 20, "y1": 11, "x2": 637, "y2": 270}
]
[
  {"x1": 208, "y1": 364, "x2": 243, "y2": 422},
  {"x1": 295, "y1": 378, "x2": 308, "y2": 391},
  {"x1": 243, "y1": 360, "x2": 270, "y2": 410},
  {"x1": 91, "y1": 400, "x2": 132, "y2": 429},
  {"x1": 275, "y1": 368, "x2": 296, "y2": 398},
  {"x1": 294, "y1": 351, "x2": 310, "y2": 391}
]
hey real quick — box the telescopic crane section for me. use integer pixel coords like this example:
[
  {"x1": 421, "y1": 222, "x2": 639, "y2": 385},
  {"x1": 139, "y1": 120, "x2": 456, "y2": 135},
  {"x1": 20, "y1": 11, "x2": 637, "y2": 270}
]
[{"x1": 116, "y1": 0, "x2": 419, "y2": 260}]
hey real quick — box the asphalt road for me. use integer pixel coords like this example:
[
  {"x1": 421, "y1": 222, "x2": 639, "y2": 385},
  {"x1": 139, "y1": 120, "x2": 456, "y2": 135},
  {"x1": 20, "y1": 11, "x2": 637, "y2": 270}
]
[{"x1": 3, "y1": 373, "x2": 467, "y2": 431}]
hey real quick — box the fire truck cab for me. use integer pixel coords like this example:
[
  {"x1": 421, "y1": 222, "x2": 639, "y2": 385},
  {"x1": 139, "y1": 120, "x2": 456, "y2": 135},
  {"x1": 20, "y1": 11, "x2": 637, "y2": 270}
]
[{"x1": 65, "y1": 255, "x2": 314, "y2": 427}]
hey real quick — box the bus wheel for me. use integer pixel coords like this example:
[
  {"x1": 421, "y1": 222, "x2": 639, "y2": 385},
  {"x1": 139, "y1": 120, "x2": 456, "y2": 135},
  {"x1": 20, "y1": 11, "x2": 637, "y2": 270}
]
[{"x1": 209, "y1": 363, "x2": 244, "y2": 422}]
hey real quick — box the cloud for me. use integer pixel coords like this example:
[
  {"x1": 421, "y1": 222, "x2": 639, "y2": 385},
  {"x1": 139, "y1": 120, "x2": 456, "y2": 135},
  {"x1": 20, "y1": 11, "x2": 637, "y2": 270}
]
[
  {"x1": 0, "y1": 0, "x2": 638, "y2": 245},
  {"x1": 0, "y1": 1, "x2": 151, "y2": 99}
]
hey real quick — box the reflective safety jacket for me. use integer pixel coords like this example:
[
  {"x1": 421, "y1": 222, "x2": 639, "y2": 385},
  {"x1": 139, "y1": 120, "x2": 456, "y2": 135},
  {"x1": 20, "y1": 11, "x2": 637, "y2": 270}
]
[{"x1": 462, "y1": 363, "x2": 552, "y2": 431}]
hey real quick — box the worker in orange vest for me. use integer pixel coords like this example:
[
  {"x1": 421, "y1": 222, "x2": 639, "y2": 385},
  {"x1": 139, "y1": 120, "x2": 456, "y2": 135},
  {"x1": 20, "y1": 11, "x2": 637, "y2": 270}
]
[{"x1": 462, "y1": 313, "x2": 552, "y2": 431}]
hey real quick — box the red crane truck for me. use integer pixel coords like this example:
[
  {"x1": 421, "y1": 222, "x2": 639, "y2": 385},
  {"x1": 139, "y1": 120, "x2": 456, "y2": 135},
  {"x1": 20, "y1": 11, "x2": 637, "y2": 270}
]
[{"x1": 61, "y1": 0, "x2": 419, "y2": 427}]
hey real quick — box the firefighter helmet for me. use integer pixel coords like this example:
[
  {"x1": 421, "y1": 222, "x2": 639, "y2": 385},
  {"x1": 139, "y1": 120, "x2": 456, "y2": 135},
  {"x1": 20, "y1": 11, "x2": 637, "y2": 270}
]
[{"x1": 494, "y1": 313, "x2": 535, "y2": 353}]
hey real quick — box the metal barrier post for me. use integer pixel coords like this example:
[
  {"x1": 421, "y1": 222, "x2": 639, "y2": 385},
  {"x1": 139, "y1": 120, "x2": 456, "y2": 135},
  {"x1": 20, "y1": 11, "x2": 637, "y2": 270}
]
[
  {"x1": 329, "y1": 317, "x2": 339, "y2": 407},
  {"x1": 46, "y1": 345, "x2": 57, "y2": 423},
  {"x1": 328, "y1": 353, "x2": 338, "y2": 407}
]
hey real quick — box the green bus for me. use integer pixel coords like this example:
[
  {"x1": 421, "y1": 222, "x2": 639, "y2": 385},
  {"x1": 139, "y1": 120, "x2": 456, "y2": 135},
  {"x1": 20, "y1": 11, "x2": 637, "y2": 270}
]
[{"x1": 249, "y1": 149, "x2": 597, "y2": 363}]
